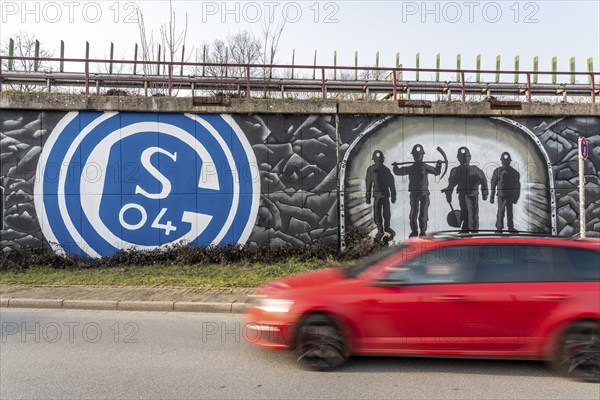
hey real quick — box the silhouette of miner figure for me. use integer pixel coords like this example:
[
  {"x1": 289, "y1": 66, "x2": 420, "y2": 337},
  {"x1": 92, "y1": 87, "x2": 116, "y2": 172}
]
[
  {"x1": 366, "y1": 150, "x2": 396, "y2": 240},
  {"x1": 442, "y1": 147, "x2": 488, "y2": 232},
  {"x1": 490, "y1": 152, "x2": 521, "y2": 233},
  {"x1": 393, "y1": 144, "x2": 442, "y2": 237}
]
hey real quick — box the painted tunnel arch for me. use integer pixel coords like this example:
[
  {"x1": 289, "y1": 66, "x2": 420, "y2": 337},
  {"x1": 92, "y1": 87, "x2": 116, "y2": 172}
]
[{"x1": 339, "y1": 116, "x2": 557, "y2": 250}]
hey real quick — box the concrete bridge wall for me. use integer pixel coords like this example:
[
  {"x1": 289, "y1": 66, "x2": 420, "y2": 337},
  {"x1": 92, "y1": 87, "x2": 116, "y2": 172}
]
[{"x1": 1, "y1": 94, "x2": 598, "y2": 256}]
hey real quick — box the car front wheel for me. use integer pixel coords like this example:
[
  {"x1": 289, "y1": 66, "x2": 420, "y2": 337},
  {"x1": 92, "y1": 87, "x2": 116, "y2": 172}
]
[
  {"x1": 552, "y1": 321, "x2": 600, "y2": 383},
  {"x1": 294, "y1": 314, "x2": 348, "y2": 371}
]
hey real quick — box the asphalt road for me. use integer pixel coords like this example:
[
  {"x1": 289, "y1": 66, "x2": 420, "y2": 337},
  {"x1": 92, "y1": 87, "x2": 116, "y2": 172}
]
[{"x1": 1, "y1": 309, "x2": 598, "y2": 400}]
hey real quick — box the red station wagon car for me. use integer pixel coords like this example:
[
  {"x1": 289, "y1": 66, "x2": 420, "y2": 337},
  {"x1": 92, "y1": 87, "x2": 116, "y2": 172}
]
[{"x1": 244, "y1": 234, "x2": 600, "y2": 382}]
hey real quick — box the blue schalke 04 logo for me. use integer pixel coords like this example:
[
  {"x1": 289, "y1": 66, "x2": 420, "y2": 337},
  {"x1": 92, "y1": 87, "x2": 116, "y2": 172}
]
[{"x1": 35, "y1": 112, "x2": 259, "y2": 258}]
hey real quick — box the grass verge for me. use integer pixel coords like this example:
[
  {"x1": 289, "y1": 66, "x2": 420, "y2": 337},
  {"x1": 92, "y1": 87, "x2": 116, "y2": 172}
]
[{"x1": 0, "y1": 258, "x2": 344, "y2": 287}]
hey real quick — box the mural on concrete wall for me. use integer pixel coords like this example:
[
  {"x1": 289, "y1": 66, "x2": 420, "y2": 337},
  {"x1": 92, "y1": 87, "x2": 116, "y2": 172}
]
[
  {"x1": 231, "y1": 115, "x2": 340, "y2": 249},
  {"x1": 0, "y1": 111, "x2": 340, "y2": 255},
  {"x1": 1, "y1": 111, "x2": 67, "y2": 252},
  {"x1": 516, "y1": 117, "x2": 600, "y2": 237},
  {"x1": 1, "y1": 111, "x2": 599, "y2": 256},
  {"x1": 36, "y1": 112, "x2": 263, "y2": 258},
  {"x1": 341, "y1": 116, "x2": 600, "y2": 246}
]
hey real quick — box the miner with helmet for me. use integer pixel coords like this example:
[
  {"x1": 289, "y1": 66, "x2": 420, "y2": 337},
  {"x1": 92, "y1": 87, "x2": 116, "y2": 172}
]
[
  {"x1": 441, "y1": 146, "x2": 489, "y2": 232},
  {"x1": 392, "y1": 144, "x2": 443, "y2": 237},
  {"x1": 366, "y1": 150, "x2": 396, "y2": 240},
  {"x1": 490, "y1": 151, "x2": 521, "y2": 232}
]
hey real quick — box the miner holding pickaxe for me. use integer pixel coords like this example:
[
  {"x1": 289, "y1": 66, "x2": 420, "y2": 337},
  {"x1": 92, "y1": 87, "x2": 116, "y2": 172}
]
[
  {"x1": 442, "y1": 147, "x2": 489, "y2": 233},
  {"x1": 393, "y1": 145, "x2": 447, "y2": 237}
]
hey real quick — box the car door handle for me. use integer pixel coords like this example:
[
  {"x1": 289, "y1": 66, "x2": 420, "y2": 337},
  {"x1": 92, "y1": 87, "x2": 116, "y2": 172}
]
[
  {"x1": 433, "y1": 295, "x2": 469, "y2": 301},
  {"x1": 532, "y1": 294, "x2": 572, "y2": 301}
]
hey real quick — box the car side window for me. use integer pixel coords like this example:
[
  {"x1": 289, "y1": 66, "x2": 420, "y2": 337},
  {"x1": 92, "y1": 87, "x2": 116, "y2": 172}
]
[
  {"x1": 475, "y1": 246, "x2": 526, "y2": 282},
  {"x1": 564, "y1": 248, "x2": 600, "y2": 281},
  {"x1": 474, "y1": 245, "x2": 576, "y2": 283},
  {"x1": 385, "y1": 245, "x2": 475, "y2": 284}
]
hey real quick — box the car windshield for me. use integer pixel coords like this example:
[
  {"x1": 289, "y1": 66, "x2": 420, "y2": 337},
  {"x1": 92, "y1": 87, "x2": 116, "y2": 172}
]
[{"x1": 344, "y1": 244, "x2": 407, "y2": 278}]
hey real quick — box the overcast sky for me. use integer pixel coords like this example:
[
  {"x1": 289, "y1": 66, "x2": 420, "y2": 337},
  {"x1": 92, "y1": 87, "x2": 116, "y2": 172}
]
[{"x1": 1, "y1": 0, "x2": 599, "y2": 77}]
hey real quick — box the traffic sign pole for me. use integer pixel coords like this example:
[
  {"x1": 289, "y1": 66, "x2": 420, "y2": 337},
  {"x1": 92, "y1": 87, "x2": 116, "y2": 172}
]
[{"x1": 578, "y1": 136, "x2": 587, "y2": 238}]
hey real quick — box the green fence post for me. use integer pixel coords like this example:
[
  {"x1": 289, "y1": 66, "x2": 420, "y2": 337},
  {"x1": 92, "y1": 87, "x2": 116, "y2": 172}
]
[
  {"x1": 333, "y1": 50, "x2": 337, "y2": 80},
  {"x1": 291, "y1": 49, "x2": 295, "y2": 79},
  {"x1": 59, "y1": 40, "x2": 64, "y2": 72},
  {"x1": 109, "y1": 42, "x2": 114, "y2": 74},
  {"x1": 416, "y1": 52, "x2": 420, "y2": 81},
  {"x1": 34, "y1": 40, "x2": 40, "y2": 71},
  {"x1": 180, "y1": 44, "x2": 185, "y2": 76},
  {"x1": 551, "y1": 56, "x2": 557, "y2": 84},
  {"x1": 514, "y1": 55, "x2": 519, "y2": 83},
  {"x1": 533, "y1": 56, "x2": 538, "y2": 84},
  {"x1": 588, "y1": 57, "x2": 594, "y2": 84},
  {"x1": 133, "y1": 43, "x2": 138, "y2": 75},
  {"x1": 156, "y1": 44, "x2": 161, "y2": 75},
  {"x1": 202, "y1": 44, "x2": 207, "y2": 77},
  {"x1": 375, "y1": 51, "x2": 380, "y2": 80},
  {"x1": 396, "y1": 52, "x2": 400, "y2": 81},
  {"x1": 84, "y1": 42, "x2": 90, "y2": 95},
  {"x1": 476, "y1": 54, "x2": 481, "y2": 83},
  {"x1": 456, "y1": 53, "x2": 461, "y2": 82},
  {"x1": 570, "y1": 57, "x2": 576, "y2": 84},
  {"x1": 225, "y1": 47, "x2": 229, "y2": 78},
  {"x1": 436, "y1": 53, "x2": 440, "y2": 82},
  {"x1": 8, "y1": 38, "x2": 14, "y2": 71},
  {"x1": 313, "y1": 50, "x2": 317, "y2": 80},
  {"x1": 495, "y1": 55, "x2": 501, "y2": 83},
  {"x1": 354, "y1": 50, "x2": 358, "y2": 80}
]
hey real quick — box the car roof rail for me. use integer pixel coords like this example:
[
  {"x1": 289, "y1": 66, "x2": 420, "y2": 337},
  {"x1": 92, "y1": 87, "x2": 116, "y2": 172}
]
[{"x1": 430, "y1": 230, "x2": 559, "y2": 239}]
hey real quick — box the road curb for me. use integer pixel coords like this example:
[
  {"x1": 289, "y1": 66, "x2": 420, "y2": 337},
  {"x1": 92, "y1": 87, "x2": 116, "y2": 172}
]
[
  {"x1": 6, "y1": 298, "x2": 63, "y2": 309},
  {"x1": 117, "y1": 301, "x2": 174, "y2": 312},
  {"x1": 174, "y1": 302, "x2": 231, "y2": 313},
  {"x1": 231, "y1": 302, "x2": 248, "y2": 313},
  {"x1": 0, "y1": 297, "x2": 248, "y2": 313},
  {"x1": 63, "y1": 300, "x2": 118, "y2": 311}
]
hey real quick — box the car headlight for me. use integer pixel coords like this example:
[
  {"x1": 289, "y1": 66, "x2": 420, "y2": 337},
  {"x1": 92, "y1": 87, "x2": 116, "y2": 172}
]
[{"x1": 255, "y1": 298, "x2": 294, "y2": 313}]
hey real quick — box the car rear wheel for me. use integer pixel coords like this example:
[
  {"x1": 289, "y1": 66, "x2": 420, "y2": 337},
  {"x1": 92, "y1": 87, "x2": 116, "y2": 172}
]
[
  {"x1": 552, "y1": 321, "x2": 600, "y2": 383},
  {"x1": 294, "y1": 314, "x2": 348, "y2": 371}
]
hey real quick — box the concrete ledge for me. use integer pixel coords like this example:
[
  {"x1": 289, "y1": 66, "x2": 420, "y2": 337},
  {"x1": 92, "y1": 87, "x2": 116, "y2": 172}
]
[
  {"x1": 2, "y1": 93, "x2": 598, "y2": 116},
  {"x1": 117, "y1": 301, "x2": 174, "y2": 312},
  {"x1": 0, "y1": 94, "x2": 340, "y2": 114},
  {"x1": 173, "y1": 302, "x2": 232, "y2": 313},
  {"x1": 8, "y1": 298, "x2": 63, "y2": 309},
  {"x1": 0, "y1": 298, "x2": 9, "y2": 308},
  {"x1": 63, "y1": 300, "x2": 118, "y2": 310}
]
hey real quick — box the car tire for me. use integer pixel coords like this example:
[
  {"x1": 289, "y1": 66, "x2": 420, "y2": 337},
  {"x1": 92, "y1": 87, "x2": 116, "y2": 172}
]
[
  {"x1": 294, "y1": 313, "x2": 348, "y2": 371},
  {"x1": 552, "y1": 321, "x2": 600, "y2": 383}
]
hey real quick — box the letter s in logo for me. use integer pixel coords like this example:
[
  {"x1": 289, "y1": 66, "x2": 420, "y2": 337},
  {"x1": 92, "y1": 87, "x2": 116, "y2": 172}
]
[
  {"x1": 35, "y1": 112, "x2": 259, "y2": 258},
  {"x1": 135, "y1": 147, "x2": 177, "y2": 200}
]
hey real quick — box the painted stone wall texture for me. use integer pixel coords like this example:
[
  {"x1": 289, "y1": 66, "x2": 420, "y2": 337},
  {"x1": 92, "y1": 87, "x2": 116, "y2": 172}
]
[
  {"x1": 1, "y1": 111, "x2": 598, "y2": 256},
  {"x1": 515, "y1": 117, "x2": 600, "y2": 236}
]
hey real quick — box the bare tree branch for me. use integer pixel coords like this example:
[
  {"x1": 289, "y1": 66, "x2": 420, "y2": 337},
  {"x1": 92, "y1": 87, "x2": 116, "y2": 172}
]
[{"x1": 0, "y1": 31, "x2": 54, "y2": 91}]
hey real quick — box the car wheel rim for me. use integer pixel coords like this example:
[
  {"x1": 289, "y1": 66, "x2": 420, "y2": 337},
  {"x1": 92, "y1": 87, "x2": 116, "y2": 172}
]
[
  {"x1": 296, "y1": 321, "x2": 346, "y2": 370},
  {"x1": 559, "y1": 324, "x2": 600, "y2": 382}
]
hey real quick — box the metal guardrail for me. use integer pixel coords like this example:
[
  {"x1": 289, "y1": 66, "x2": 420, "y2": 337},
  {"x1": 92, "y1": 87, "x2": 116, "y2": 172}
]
[{"x1": 1, "y1": 56, "x2": 599, "y2": 103}]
